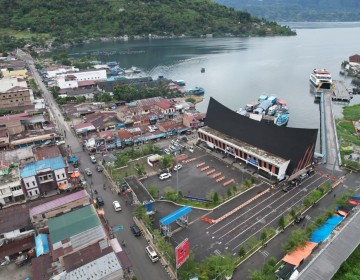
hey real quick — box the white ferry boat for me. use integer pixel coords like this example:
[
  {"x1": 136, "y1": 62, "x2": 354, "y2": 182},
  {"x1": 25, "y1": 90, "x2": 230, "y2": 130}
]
[{"x1": 309, "y1": 69, "x2": 333, "y2": 90}]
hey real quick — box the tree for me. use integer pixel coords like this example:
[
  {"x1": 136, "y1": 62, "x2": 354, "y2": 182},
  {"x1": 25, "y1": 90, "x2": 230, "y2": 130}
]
[
  {"x1": 160, "y1": 155, "x2": 173, "y2": 169},
  {"x1": 185, "y1": 97, "x2": 196, "y2": 103},
  {"x1": 261, "y1": 230, "x2": 268, "y2": 246},
  {"x1": 278, "y1": 215, "x2": 285, "y2": 231},
  {"x1": 238, "y1": 246, "x2": 246, "y2": 258},
  {"x1": 148, "y1": 185, "x2": 159, "y2": 199},
  {"x1": 290, "y1": 209, "x2": 297, "y2": 220},
  {"x1": 283, "y1": 229, "x2": 308, "y2": 253},
  {"x1": 203, "y1": 254, "x2": 236, "y2": 280},
  {"x1": 213, "y1": 192, "x2": 219, "y2": 204}
]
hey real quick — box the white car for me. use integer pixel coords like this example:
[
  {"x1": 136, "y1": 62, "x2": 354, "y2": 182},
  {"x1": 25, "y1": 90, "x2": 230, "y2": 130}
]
[
  {"x1": 90, "y1": 155, "x2": 97, "y2": 163},
  {"x1": 159, "y1": 173, "x2": 171, "y2": 180},
  {"x1": 164, "y1": 149, "x2": 171, "y2": 155},
  {"x1": 113, "y1": 201, "x2": 122, "y2": 211},
  {"x1": 84, "y1": 168, "x2": 92, "y2": 176},
  {"x1": 173, "y1": 164, "x2": 182, "y2": 171}
]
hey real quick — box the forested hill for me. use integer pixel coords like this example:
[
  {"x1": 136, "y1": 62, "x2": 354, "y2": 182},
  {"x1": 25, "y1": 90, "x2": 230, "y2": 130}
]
[
  {"x1": 215, "y1": 0, "x2": 360, "y2": 22},
  {"x1": 0, "y1": 0, "x2": 295, "y2": 51}
]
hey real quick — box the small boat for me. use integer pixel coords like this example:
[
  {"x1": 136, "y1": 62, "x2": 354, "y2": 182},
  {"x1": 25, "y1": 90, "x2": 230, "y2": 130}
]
[
  {"x1": 201, "y1": 68, "x2": 205, "y2": 73},
  {"x1": 176, "y1": 80, "x2": 186, "y2": 86},
  {"x1": 275, "y1": 114, "x2": 289, "y2": 126},
  {"x1": 310, "y1": 69, "x2": 333, "y2": 90},
  {"x1": 258, "y1": 94, "x2": 268, "y2": 102},
  {"x1": 131, "y1": 66, "x2": 141, "y2": 73},
  {"x1": 188, "y1": 87, "x2": 205, "y2": 96},
  {"x1": 245, "y1": 102, "x2": 259, "y2": 113},
  {"x1": 267, "y1": 105, "x2": 279, "y2": 116}
]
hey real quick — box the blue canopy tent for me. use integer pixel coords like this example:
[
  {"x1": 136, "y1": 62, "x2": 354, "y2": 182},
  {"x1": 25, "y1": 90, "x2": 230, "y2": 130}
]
[
  {"x1": 35, "y1": 234, "x2": 49, "y2": 257},
  {"x1": 309, "y1": 216, "x2": 343, "y2": 243},
  {"x1": 68, "y1": 157, "x2": 78, "y2": 163}
]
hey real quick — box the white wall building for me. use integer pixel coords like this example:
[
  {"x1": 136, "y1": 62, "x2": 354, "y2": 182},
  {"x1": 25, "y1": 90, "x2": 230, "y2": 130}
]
[
  {"x1": 56, "y1": 70, "x2": 107, "y2": 89},
  {"x1": 45, "y1": 66, "x2": 79, "y2": 79},
  {"x1": 0, "y1": 167, "x2": 25, "y2": 205}
]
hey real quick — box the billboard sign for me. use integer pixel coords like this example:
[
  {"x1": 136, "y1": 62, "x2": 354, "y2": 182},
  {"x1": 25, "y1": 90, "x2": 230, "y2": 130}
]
[{"x1": 176, "y1": 238, "x2": 189, "y2": 269}]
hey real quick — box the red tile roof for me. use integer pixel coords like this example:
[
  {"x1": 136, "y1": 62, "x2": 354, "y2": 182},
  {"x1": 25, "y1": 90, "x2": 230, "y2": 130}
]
[
  {"x1": 117, "y1": 130, "x2": 133, "y2": 140},
  {"x1": 33, "y1": 146, "x2": 61, "y2": 161},
  {"x1": 155, "y1": 100, "x2": 172, "y2": 109},
  {"x1": 78, "y1": 80, "x2": 97, "y2": 87}
]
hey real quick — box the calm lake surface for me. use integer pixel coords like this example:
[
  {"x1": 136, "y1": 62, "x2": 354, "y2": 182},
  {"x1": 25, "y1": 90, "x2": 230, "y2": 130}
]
[{"x1": 67, "y1": 23, "x2": 360, "y2": 129}]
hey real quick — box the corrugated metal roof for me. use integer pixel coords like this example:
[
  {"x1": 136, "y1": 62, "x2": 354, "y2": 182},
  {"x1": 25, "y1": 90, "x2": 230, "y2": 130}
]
[
  {"x1": 48, "y1": 205, "x2": 100, "y2": 244},
  {"x1": 64, "y1": 252, "x2": 123, "y2": 280},
  {"x1": 20, "y1": 156, "x2": 65, "y2": 178},
  {"x1": 29, "y1": 190, "x2": 89, "y2": 218}
]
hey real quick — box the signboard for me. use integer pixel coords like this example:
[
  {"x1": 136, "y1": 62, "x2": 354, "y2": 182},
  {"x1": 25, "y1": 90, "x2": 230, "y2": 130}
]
[{"x1": 176, "y1": 238, "x2": 189, "y2": 269}]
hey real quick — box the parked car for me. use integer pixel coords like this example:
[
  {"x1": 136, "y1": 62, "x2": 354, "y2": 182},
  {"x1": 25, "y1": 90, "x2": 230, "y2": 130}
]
[
  {"x1": 282, "y1": 184, "x2": 295, "y2": 192},
  {"x1": 112, "y1": 201, "x2": 122, "y2": 211},
  {"x1": 290, "y1": 178, "x2": 301, "y2": 186},
  {"x1": 85, "y1": 168, "x2": 92, "y2": 176},
  {"x1": 130, "y1": 224, "x2": 142, "y2": 237},
  {"x1": 299, "y1": 173, "x2": 309, "y2": 181},
  {"x1": 173, "y1": 164, "x2": 182, "y2": 171},
  {"x1": 164, "y1": 149, "x2": 170, "y2": 155},
  {"x1": 159, "y1": 173, "x2": 171, "y2": 180},
  {"x1": 295, "y1": 214, "x2": 305, "y2": 223},
  {"x1": 90, "y1": 155, "x2": 97, "y2": 164},
  {"x1": 96, "y1": 196, "x2": 104, "y2": 206},
  {"x1": 96, "y1": 165, "x2": 103, "y2": 172}
]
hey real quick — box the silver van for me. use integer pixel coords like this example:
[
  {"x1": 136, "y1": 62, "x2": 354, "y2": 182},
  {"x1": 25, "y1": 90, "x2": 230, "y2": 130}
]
[{"x1": 145, "y1": 245, "x2": 159, "y2": 262}]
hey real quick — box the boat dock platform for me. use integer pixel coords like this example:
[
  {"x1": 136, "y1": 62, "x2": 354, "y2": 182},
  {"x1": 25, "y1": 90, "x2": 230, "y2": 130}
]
[{"x1": 332, "y1": 80, "x2": 352, "y2": 102}]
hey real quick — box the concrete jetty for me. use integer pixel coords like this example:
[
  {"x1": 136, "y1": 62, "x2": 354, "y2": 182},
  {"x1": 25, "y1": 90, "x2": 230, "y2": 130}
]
[{"x1": 332, "y1": 80, "x2": 352, "y2": 102}]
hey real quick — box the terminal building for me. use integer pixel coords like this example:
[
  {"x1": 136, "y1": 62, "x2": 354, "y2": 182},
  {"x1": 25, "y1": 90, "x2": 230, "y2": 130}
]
[{"x1": 198, "y1": 98, "x2": 318, "y2": 181}]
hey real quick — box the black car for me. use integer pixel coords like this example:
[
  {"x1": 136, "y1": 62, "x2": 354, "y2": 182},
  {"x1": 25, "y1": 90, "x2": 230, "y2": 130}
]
[
  {"x1": 282, "y1": 184, "x2": 294, "y2": 192},
  {"x1": 295, "y1": 214, "x2": 305, "y2": 223},
  {"x1": 130, "y1": 224, "x2": 142, "y2": 237},
  {"x1": 96, "y1": 165, "x2": 103, "y2": 172},
  {"x1": 290, "y1": 178, "x2": 301, "y2": 186},
  {"x1": 96, "y1": 196, "x2": 104, "y2": 207}
]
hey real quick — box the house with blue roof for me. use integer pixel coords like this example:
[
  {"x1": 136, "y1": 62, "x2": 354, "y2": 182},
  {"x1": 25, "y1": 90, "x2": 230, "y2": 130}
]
[{"x1": 20, "y1": 156, "x2": 68, "y2": 197}]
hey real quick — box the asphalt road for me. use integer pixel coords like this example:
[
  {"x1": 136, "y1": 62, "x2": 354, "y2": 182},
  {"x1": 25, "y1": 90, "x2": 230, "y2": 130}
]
[
  {"x1": 170, "y1": 173, "x2": 330, "y2": 261},
  {"x1": 20, "y1": 50, "x2": 170, "y2": 280}
]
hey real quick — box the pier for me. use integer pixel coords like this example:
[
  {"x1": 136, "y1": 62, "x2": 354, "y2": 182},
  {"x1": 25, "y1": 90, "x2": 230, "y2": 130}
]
[
  {"x1": 332, "y1": 80, "x2": 352, "y2": 102},
  {"x1": 319, "y1": 92, "x2": 341, "y2": 170}
]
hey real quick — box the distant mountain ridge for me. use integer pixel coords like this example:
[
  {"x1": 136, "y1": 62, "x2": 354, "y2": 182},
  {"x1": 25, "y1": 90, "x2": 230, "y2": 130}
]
[
  {"x1": 0, "y1": 0, "x2": 295, "y2": 52},
  {"x1": 214, "y1": 0, "x2": 360, "y2": 22}
]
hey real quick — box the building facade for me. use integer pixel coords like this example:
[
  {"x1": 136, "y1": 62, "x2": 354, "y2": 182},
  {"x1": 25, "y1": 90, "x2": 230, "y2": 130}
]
[
  {"x1": 20, "y1": 156, "x2": 68, "y2": 197},
  {"x1": 56, "y1": 70, "x2": 107, "y2": 89},
  {"x1": 0, "y1": 167, "x2": 25, "y2": 205}
]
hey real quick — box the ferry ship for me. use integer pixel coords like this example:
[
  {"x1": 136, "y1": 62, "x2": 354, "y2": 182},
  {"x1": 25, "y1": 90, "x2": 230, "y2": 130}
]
[{"x1": 309, "y1": 69, "x2": 333, "y2": 90}]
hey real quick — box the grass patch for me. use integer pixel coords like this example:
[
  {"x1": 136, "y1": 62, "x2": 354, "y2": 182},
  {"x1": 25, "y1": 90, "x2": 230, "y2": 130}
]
[{"x1": 343, "y1": 103, "x2": 360, "y2": 121}]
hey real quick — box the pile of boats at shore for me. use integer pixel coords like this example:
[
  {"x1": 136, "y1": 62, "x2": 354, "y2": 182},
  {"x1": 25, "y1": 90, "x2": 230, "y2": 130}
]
[{"x1": 237, "y1": 94, "x2": 289, "y2": 126}]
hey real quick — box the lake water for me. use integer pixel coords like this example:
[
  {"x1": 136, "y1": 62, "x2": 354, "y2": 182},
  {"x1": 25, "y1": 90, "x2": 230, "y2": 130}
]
[{"x1": 67, "y1": 22, "x2": 360, "y2": 129}]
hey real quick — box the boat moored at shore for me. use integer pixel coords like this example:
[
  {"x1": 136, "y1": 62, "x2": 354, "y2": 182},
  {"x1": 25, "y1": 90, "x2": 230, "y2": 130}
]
[
  {"x1": 310, "y1": 69, "x2": 333, "y2": 90},
  {"x1": 237, "y1": 94, "x2": 289, "y2": 126}
]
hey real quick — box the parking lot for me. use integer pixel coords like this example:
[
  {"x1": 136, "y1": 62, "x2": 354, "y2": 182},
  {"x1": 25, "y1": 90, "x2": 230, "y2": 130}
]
[
  {"x1": 143, "y1": 146, "x2": 253, "y2": 199},
  {"x1": 141, "y1": 146, "x2": 332, "y2": 262}
]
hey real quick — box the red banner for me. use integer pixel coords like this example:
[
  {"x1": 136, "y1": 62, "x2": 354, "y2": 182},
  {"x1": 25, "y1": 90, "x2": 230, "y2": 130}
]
[{"x1": 176, "y1": 238, "x2": 189, "y2": 269}]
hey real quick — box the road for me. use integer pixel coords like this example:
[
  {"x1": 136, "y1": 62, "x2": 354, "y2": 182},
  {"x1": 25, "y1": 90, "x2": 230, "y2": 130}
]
[{"x1": 18, "y1": 50, "x2": 170, "y2": 280}]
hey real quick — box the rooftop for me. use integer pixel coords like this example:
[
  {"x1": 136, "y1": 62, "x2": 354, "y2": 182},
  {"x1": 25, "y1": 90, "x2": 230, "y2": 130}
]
[
  {"x1": 62, "y1": 241, "x2": 114, "y2": 272},
  {"x1": 33, "y1": 146, "x2": 61, "y2": 161},
  {"x1": 0, "y1": 194, "x2": 66, "y2": 233},
  {"x1": 20, "y1": 156, "x2": 65, "y2": 178},
  {"x1": 48, "y1": 205, "x2": 100, "y2": 244},
  {"x1": 124, "y1": 176, "x2": 153, "y2": 204},
  {"x1": 0, "y1": 167, "x2": 20, "y2": 186},
  {"x1": 64, "y1": 252, "x2": 123, "y2": 280},
  {"x1": 29, "y1": 190, "x2": 89, "y2": 218}
]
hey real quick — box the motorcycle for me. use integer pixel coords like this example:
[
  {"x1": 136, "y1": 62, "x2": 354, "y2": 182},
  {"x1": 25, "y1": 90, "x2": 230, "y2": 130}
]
[{"x1": 94, "y1": 189, "x2": 98, "y2": 195}]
